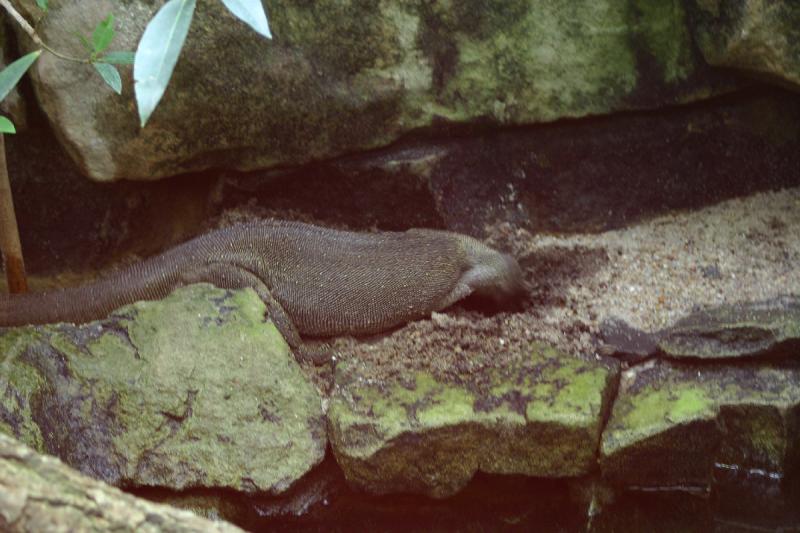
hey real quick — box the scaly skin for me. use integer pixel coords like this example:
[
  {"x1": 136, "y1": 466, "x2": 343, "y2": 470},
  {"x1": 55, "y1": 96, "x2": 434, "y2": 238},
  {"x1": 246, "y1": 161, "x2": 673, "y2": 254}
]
[{"x1": 1, "y1": 220, "x2": 525, "y2": 354}]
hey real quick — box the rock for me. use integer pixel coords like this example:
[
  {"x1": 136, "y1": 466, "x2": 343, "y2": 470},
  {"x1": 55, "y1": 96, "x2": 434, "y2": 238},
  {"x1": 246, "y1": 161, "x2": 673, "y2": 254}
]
[
  {"x1": 0, "y1": 432, "x2": 243, "y2": 532},
  {"x1": 10, "y1": 0, "x2": 731, "y2": 181},
  {"x1": 657, "y1": 296, "x2": 800, "y2": 359},
  {"x1": 0, "y1": 284, "x2": 325, "y2": 493},
  {"x1": 328, "y1": 343, "x2": 618, "y2": 497},
  {"x1": 690, "y1": 0, "x2": 800, "y2": 89},
  {"x1": 598, "y1": 318, "x2": 659, "y2": 363},
  {"x1": 601, "y1": 358, "x2": 800, "y2": 487}
]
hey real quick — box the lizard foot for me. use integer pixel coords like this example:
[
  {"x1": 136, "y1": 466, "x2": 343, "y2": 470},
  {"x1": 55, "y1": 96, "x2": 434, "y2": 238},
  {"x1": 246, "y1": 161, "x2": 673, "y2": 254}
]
[{"x1": 294, "y1": 341, "x2": 334, "y2": 366}]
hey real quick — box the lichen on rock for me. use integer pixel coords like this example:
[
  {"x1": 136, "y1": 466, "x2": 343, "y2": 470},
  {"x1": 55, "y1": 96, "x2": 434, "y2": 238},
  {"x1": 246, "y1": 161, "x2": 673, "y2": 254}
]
[
  {"x1": 601, "y1": 358, "x2": 800, "y2": 487},
  {"x1": 9, "y1": 0, "x2": 729, "y2": 181},
  {"x1": 328, "y1": 342, "x2": 618, "y2": 497},
  {"x1": 0, "y1": 283, "x2": 325, "y2": 494}
]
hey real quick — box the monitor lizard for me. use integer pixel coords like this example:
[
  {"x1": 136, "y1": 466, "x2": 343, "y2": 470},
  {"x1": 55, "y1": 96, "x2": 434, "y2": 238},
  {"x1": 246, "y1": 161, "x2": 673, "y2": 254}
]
[{"x1": 0, "y1": 220, "x2": 526, "y2": 362}]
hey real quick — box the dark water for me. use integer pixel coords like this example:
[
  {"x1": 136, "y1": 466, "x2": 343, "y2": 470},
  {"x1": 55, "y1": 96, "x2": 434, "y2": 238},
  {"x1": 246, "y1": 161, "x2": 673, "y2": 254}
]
[{"x1": 134, "y1": 456, "x2": 800, "y2": 532}]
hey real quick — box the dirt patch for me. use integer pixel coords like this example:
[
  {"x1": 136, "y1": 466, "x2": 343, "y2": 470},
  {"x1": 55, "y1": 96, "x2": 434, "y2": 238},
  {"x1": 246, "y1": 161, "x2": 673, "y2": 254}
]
[{"x1": 321, "y1": 187, "x2": 800, "y2": 389}]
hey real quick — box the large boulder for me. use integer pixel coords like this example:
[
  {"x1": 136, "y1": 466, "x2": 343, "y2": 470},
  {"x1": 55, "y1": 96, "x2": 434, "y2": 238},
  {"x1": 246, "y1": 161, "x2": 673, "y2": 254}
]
[
  {"x1": 10, "y1": 0, "x2": 730, "y2": 181},
  {"x1": 0, "y1": 284, "x2": 326, "y2": 493},
  {"x1": 690, "y1": 0, "x2": 800, "y2": 89}
]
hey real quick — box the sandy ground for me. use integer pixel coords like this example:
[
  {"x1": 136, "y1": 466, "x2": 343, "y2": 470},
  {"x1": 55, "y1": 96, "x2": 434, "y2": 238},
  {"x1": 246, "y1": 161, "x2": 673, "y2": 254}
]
[
  {"x1": 523, "y1": 186, "x2": 800, "y2": 332},
  {"x1": 326, "y1": 187, "x2": 800, "y2": 388}
]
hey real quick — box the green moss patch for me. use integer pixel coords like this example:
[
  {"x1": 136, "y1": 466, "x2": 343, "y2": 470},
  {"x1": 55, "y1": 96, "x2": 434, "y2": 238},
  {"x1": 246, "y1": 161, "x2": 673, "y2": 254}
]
[
  {"x1": 328, "y1": 343, "x2": 618, "y2": 497},
  {"x1": 0, "y1": 284, "x2": 324, "y2": 494},
  {"x1": 23, "y1": 0, "x2": 724, "y2": 181},
  {"x1": 601, "y1": 359, "x2": 800, "y2": 486}
]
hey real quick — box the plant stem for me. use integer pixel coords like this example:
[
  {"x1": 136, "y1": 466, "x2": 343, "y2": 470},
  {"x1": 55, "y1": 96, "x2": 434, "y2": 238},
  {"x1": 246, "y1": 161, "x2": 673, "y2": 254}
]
[
  {"x1": 0, "y1": 0, "x2": 87, "y2": 63},
  {"x1": 0, "y1": 134, "x2": 28, "y2": 293}
]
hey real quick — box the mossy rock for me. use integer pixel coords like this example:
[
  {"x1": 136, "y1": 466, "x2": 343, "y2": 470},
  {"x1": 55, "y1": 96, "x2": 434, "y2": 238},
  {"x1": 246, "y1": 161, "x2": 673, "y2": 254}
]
[
  {"x1": 690, "y1": 0, "x2": 800, "y2": 89},
  {"x1": 0, "y1": 432, "x2": 244, "y2": 532},
  {"x1": 11, "y1": 0, "x2": 730, "y2": 181},
  {"x1": 328, "y1": 343, "x2": 618, "y2": 497},
  {"x1": 601, "y1": 358, "x2": 800, "y2": 486},
  {"x1": 0, "y1": 284, "x2": 325, "y2": 493}
]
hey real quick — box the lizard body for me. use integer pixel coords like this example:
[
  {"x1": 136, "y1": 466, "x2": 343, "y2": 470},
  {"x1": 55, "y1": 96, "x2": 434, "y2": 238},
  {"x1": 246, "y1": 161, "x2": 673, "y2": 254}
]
[{"x1": 0, "y1": 220, "x2": 524, "y2": 352}]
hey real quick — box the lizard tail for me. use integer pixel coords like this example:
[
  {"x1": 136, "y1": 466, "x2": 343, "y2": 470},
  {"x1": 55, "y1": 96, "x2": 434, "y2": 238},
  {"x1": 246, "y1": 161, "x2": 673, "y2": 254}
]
[
  {"x1": 0, "y1": 261, "x2": 176, "y2": 327},
  {"x1": 1, "y1": 282, "x2": 132, "y2": 327},
  {"x1": 2, "y1": 287, "x2": 100, "y2": 327}
]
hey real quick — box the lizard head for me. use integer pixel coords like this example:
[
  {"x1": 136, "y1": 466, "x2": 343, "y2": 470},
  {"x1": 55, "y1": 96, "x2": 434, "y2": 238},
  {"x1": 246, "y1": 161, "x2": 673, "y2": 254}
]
[{"x1": 457, "y1": 236, "x2": 528, "y2": 310}]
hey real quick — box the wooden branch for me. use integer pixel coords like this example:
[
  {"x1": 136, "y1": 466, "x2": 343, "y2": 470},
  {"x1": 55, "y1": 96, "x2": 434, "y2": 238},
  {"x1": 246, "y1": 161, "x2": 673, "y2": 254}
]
[
  {"x1": 0, "y1": 134, "x2": 27, "y2": 293},
  {"x1": 0, "y1": 0, "x2": 87, "y2": 62},
  {"x1": 0, "y1": 0, "x2": 42, "y2": 46}
]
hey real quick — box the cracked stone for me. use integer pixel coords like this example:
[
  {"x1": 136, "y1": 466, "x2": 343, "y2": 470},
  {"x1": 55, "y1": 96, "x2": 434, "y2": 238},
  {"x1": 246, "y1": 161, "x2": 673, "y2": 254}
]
[
  {"x1": 0, "y1": 284, "x2": 325, "y2": 494},
  {"x1": 600, "y1": 358, "x2": 800, "y2": 487},
  {"x1": 328, "y1": 343, "x2": 618, "y2": 497}
]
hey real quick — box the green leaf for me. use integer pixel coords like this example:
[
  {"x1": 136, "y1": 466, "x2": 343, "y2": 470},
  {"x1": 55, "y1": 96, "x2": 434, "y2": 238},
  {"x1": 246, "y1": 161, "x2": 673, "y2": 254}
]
[
  {"x1": 0, "y1": 50, "x2": 41, "y2": 102},
  {"x1": 134, "y1": 0, "x2": 196, "y2": 127},
  {"x1": 94, "y1": 62, "x2": 122, "y2": 94},
  {"x1": 100, "y1": 51, "x2": 135, "y2": 65},
  {"x1": 92, "y1": 14, "x2": 115, "y2": 54},
  {"x1": 75, "y1": 31, "x2": 93, "y2": 53},
  {"x1": 220, "y1": 0, "x2": 271, "y2": 39},
  {"x1": 35, "y1": 0, "x2": 48, "y2": 12},
  {"x1": 0, "y1": 116, "x2": 16, "y2": 134}
]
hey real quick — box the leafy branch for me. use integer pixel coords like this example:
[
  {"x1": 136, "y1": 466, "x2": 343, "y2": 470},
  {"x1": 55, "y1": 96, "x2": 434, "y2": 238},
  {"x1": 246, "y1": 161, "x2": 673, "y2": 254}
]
[
  {"x1": 0, "y1": 0, "x2": 79, "y2": 61},
  {"x1": 0, "y1": 0, "x2": 271, "y2": 294},
  {"x1": 0, "y1": 0, "x2": 272, "y2": 128}
]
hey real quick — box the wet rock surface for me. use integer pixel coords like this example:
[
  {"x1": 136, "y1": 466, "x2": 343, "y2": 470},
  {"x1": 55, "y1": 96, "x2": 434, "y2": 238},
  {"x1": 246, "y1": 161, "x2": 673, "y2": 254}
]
[
  {"x1": 0, "y1": 432, "x2": 243, "y2": 532},
  {"x1": 0, "y1": 284, "x2": 325, "y2": 493},
  {"x1": 601, "y1": 358, "x2": 800, "y2": 487}
]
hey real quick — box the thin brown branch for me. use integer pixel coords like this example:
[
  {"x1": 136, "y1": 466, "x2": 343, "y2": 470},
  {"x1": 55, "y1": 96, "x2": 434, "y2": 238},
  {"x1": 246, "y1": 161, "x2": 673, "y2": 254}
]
[
  {"x1": 0, "y1": 134, "x2": 27, "y2": 293},
  {"x1": 0, "y1": 0, "x2": 87, "y2": 63},
  {"x1": 0, "y1": 0, "x2": 40, "y2": 44}
]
